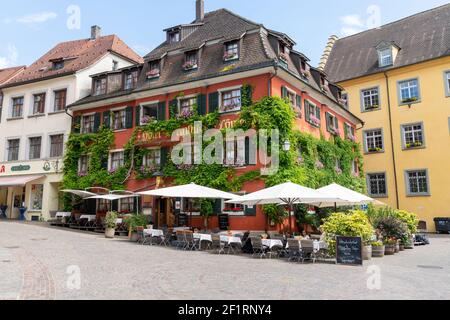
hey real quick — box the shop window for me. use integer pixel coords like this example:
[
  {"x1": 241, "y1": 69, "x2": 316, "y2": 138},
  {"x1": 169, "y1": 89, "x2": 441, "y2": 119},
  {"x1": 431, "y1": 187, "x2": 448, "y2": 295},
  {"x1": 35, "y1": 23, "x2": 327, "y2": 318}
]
[{"x1": 30, "y1": 184, "x2": 44, "y2": 211}]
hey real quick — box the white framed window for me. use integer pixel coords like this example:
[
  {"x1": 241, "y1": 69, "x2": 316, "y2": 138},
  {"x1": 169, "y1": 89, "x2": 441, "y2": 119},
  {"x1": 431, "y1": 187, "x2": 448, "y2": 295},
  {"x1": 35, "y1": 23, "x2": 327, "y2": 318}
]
[
  {"x1": 444, "y1": 71, "x2": 450, "y2": 97},
  {"x1": 6, "y1": 138, "x2": 20, "y2": 161},
  {"x1": 305, "y1": 100, "x2": 321, "y2": 127},
  {"x1": 28, "y1": 136, "x2": 42, "y2": 160},
  {"x1": 168, "y1": 31, "x2": 180, "y2": 43},
  {"x1": 81, "y1": 114, "x2": 95, "y2": 134},
  {"x1": 364, "y1": 129, "x2": 384, "y2": 153},
  {"x1": 49, "y1": 134, "x2": 64, "y2": 158},
  {"x1": 367, "y1": 173, "x2": 387, "y2": 197},
  {"x1": 398, "y1": 79, "x2": 420, "y2": 104},
  {"x1": 109, "y1": 150, "x2": 124, "y2": 172},
  {"x1": 11, "y1": 96, "x2": 24, "y2": 118},
  {"x1": 402, "y1": 123, "x2": 424, "y2": 149},
  {"x1": 326, "y1": 112, "x2": 339, "y2": 135},
  {"x1": 178, "y1": 96, "x2": 197, "y2": 117},
  {"x1": 111, "y1": 109, "x2": 126, "y2": 131},
  {"x1": 120, "y1": 197, "x2": 135, "y2": 213},
  {"x1": 124, "y1": 70, "x2": 138, "y2": 90},
  {"x1": 78, "y1": 155, "x2": 90, "y2": 176},
  {"x1": 378, "y1": 47, "x2": 393, "y2": 67},
  {"x1": 32, "y1": 93, "x2": 46, "y2": 115},
  {"x1": 30, "y1": 184, "x2": 44, "y2": 211},
  {"x1": 141, "y1": 102, "x2": 159, "y2": 124},
  {"x1": 183, "y1": 51, "x2": 198, "y2": 70},
  {"x1": 219, "y1": 87, "x2": 241, "y2": 113},
  {"x1": 147, "y1": 61, "x2": 160, "y2": 79},
  {"x1": 405, "y1": 169, "x2": 430, "y2": 196},
  {"x1": 224, "y1": 139, "x2": 245, "y2": 167},
  {"x1": 143, "y1": 148, "x2": 161, "y2": 168},
  {"x1": 361, "y1": 87, "x2": 380, "y2": 111},
  {"x1": 224, "y1": 41, "x2": 239, "y2": 61},
  {"x1": 345, "y1": 123, "x2": 356, "y2": 141},
  {"x1": 53, "y1": 89, "x2": 67, "y2": 112},
  {"x1": 93, "y1": 77, "x2": 107, "y2": 96}
]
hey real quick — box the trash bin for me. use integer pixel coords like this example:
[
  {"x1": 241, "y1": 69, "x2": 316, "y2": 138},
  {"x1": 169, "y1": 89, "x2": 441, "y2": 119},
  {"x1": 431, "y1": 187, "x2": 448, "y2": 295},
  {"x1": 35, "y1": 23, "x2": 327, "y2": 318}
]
[{"x1": 434, "y1": 218, "x2": 450, "y2": 234}]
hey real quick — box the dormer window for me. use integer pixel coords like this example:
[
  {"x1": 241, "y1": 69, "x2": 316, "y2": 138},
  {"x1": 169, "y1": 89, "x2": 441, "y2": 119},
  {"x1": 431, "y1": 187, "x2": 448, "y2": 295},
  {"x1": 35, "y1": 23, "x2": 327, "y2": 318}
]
[
  {"x1": 183, "y1": 51, "x2": 198, "y2": 71},
  {"x1": 224, "y1": 41, "x2": 239, "y2": 61},
  {"x1": 168, "y1": 31, "x2": 180, "y2": 43},
  {"x1": 146, "y1": 61, "x2": 160, "y2": 79},
  {"x1": 279, "y1": 42, "x2": 289, "y2": 62},
  {"x1": 53, "y1": 60, "x2": 64, "y2": 70},
  {"x1": 93, "y1": 77, "x2": 107, "y2": 96},
  {"x1": 124, "y1": 70, "x2": 138, "y2": 90},
  {"x1": 379, "y1": 47, "x2": 393, "y2": 67}
]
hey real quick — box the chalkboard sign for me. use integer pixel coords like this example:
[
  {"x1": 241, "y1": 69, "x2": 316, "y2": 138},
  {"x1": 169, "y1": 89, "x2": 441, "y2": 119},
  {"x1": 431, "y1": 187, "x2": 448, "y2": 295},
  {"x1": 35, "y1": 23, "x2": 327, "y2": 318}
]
[
  {"x1": 177, "y1": 214, "x2": 188, "y2": 227},
  {"x1": 218, "y1": 214, "x2": 229, "y2": 231},
  {"x1": 336, "y1": 236, "x2": 363, "y2": 266}
]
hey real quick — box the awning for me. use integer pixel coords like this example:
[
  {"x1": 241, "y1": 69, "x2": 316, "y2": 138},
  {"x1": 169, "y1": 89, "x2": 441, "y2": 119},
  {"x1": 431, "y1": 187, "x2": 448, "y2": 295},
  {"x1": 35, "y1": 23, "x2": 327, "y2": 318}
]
[
  {"x1": 61, "y1": 189, "x2": 98, "y2": 199},
  {"x1": 0, "y1": 175, "x2": 44, "y2": 187}
]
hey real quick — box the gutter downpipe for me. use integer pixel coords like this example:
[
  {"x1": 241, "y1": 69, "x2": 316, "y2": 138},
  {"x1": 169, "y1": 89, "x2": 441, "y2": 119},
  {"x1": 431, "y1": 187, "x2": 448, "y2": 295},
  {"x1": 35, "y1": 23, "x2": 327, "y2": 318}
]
[
  {"x1": 268, "y1": 62, "x2": 278, "y2": 97},
  {"x1": 384, "y1": 71, "x2": 400, "y2": 209}
]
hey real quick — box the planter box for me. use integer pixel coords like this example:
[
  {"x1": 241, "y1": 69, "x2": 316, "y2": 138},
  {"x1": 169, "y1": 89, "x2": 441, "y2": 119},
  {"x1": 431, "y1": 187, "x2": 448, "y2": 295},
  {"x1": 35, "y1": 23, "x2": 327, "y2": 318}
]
[
  {"x1": 395, "y1": 243, "x2": 400, "y2": 253},
  {"x1": 399, "y1": 244, "x2": 405, "y2": 251},
  {"x1": 362, "y1": 245, "x2": 372, "y2": 260},
  {"x1": 385, "y1": 245, "x2": 396, "y2": 255},
  {"x1": 372, "y1": 245, "x2": 385, "y2": 258},
  {"x1": 130, "y1": 232, "x2": 139, "y2": 242},
  {"x1": 105, "y1": 228, "x2": 115, "y2": 239}
]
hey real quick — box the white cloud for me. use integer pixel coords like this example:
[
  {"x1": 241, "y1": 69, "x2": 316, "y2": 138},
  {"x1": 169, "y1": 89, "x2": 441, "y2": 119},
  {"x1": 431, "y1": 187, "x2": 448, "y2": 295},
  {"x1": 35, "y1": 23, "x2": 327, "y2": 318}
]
[
  {"x1": 0, "y1": 45, "x2": 19, "y2": 68},
  {"x1": 340, "y1": 14, "x2": 364, "y2": 27},
  {"x1": 3, "y1": 11, "x2": 58, "y2": 25}
]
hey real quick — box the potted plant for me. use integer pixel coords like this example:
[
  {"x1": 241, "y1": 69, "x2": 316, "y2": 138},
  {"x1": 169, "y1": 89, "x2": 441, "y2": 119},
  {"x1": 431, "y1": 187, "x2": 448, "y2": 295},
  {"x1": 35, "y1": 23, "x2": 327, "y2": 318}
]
[
  {"x1": 384, "y1": 238, "x2": 397, "y2": 255},
  {"x1": 104, "y1": 211, "x2": 119, "y2": 239},
  {"x1": 371, "y1": 241, "x2": 385, "y2": 258},
  {"x1": 200, "y1": 199, "x2": 213, "y2": 231},
  {"x1": 362, "y1": 241, "x2": 373, "y2": 260},
  {"x1": 125, "y1": 214, "x2": 148, "y2": 242}
]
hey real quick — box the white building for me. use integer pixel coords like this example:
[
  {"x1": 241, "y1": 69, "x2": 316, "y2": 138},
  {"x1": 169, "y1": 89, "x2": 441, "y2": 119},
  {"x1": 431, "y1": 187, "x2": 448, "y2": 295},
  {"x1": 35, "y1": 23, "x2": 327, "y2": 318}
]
[{"x1": 0, "y1": 26, "x2": 142, "y2": 221}]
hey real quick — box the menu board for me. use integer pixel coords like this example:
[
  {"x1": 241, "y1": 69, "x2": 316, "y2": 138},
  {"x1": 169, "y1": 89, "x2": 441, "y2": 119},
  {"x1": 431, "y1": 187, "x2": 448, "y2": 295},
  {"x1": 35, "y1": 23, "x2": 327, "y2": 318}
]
[
  {"x1": 177, "y1": 214, "x2": 188, "y2": 227},
  {"x1": 218, "y1": 214, "x2": 229, "y2": 231},
  {"x1": 336, "y1": 236, "x2": 363, "y2": 266}
]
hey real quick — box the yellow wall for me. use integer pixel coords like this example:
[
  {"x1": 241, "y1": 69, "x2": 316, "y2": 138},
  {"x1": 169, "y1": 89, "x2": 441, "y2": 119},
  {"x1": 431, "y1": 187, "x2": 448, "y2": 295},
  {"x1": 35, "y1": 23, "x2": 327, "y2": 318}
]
[{"x1": 340, "y1": 57, "x2": 450, "y2": 231}]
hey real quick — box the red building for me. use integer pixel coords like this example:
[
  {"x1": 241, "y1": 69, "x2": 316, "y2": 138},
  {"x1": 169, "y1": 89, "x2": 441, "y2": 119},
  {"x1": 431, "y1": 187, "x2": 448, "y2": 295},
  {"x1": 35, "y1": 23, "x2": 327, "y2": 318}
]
[{"x1": 68, "y1": 1, "x2": 362, "y2": 232}]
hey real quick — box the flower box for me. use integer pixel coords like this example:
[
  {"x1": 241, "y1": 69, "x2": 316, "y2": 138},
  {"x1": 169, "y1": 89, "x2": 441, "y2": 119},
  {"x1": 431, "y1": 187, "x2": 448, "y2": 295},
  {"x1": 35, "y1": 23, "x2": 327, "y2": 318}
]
[
  {"x1": 368, "y1": 147, "x2": 382, "y2": 153},
  {"x1": 223, "y1": 52, "x2": 238, "y2": 61},
  {"x1": 402, "y1": 97, "x2": 418, "y2": 104},
  {"x1": 406, "y1": 141, "x2": 423, "y2": 149},
  {"x1": 329, "y1": 127, "x2": 341, "y2": 136},
  {"x1": 146, "y1": 69, "x2": 160, "y2": 79},
  {"x1": 177, "y1": 109, "x2": 195, "y2": 119},
  {"x1": 183, "y1": 61, "x2": 198, "y2": 70},
  {"x1": 309, "y1": 115, "x2": 320, "y2": 127},
  {"x1": 141, "y1": 116, "x2": 156, "y2": 125},
  {"x1": 366, "y1": 104, "x2": 380, "y2": 110}
]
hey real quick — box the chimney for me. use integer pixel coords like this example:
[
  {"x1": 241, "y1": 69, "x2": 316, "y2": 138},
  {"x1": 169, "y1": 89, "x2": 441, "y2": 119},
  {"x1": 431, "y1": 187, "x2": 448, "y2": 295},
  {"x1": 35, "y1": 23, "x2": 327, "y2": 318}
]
[
  {"x1": 196, "y1": 0, "x2": 205, "y2": 22},
  {"x1": 91, "y1": 25, "x2": 102, "y2": 40},
  {"x1": 318, "y1": 35, "x2": 338, "y2": 71}
]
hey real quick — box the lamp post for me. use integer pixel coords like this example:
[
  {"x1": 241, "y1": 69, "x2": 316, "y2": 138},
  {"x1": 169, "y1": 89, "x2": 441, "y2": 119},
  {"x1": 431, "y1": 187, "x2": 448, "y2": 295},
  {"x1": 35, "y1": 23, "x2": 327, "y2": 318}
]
[{"x1": 283, "y1": 140, "x2": 291, "y2": 152}]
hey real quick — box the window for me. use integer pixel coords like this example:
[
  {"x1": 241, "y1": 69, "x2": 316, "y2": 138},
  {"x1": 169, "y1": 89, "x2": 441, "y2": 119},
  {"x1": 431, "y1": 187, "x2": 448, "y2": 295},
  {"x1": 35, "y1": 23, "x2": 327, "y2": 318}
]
[
  {"x1": 110, "y1": 151, "x2": 124, "y2": 172},
  {"x1": 361, "y1": 88, "x2": 380, "y2": 111},
  {"x1": 168, "y1": 31, "x2": 180, "y2": 43},
  {"x1": 32, "y1": 93, "x2": 46, "y2": 115},
  {"x1": 28, "y1": 137, "x2": 42, "y2": 160},
  {"x1": 124, "y1": 70, "x2": 138, "y2": 90},
  {"x1": 52, "y1": 60, "x2": 64, "y2": 70},
  {"x1": 179, "y1": 97, "x2": 197, "y2": 117},
  {"x1": 82, "y1": 114, "x2": 95, "y2": 134},
  {"x1": 398, "y1": 79, "x2": 420, "y2": 104},
  {"x1": 78, "y1": 155, "x2": 89, "y2": 176},
  {"x1": 364, "y1": 129, "x2": 383, "y2": 153},
  {"x1": 378, "y1": 48, "x2": 393, "y2": 67},
  {"x1": 340, "y1": 92, "x2": 349, "y2": 108},
  {"x1": 182, "y1": 198, "x2": 201, "y2": 213},
  {"x1": 111, "y1": 109, "x2": 126, "y2": 131},
  {"x1": 183, "y1": 51, "x2": 198, "y2": 70},
  {"x1": 326, "y1": 112, "x2": 339, "y2": 135},
  {"x1": 30, "y1": 184, "x2": 44, "y2": 211},
  {"x1": 147, "y1": 61, "x2": 160, "y2": 79},
  {"x1": 141, "y1": 103, "x2": 159, "y2": 124},
  {"x1": 11, "y1": 97, "x2": 24, "y2": 118},
  {"x1": 120, "y1": 197, "x2": 134, "y2": 213},
  {"x1": 345, "y1": 123, "x2": 356, "y2": 141},
  {"x1": 54, "y1": 89, "x2": 67, "y2": 111},
  {"x1": 224, "y1": 139, "x2": 245, "y2": 167},
  {"x1": 406, "y1": 170, "x2": 429, "y2": 196},
  {"x1": 112, "y1": 60, "x2": 119, "y2": 71},
  {"x1": 352, "y1": 160, "x2": 359, "y2": 176},
  {"x1": 98, "y1": 199, "x2": 110, "y2": 213},
  {"x1": 220, "y1": 89, "x2": 241, "y2": 113},
  {"x1": 7, "y1": 139, "x2": 20, "y2": 161},
  {"x1": 367, "y1": 173, "x2": 387, "y2": 197},
  {"x1": 144, "y1": 148, "x2": 161, "y2": 169},
  {"x1": 93, "y1": 78, "x2": 107, "y2": 96},
  {"x1": 224, "y1": 41, "x2": 239, "y2": 61},
  {"x1": 402, "y1": 123, "x2": 424, "y2": 149},
  {"x1": 445, "y1": 71, "x2": 450, "y2": 97},
  {"x1": 305, "y1": 100, "x2": 321, "y2": 127},
  {"x1": 49, "y1": 134, "x2": 64, "y2": 158}
]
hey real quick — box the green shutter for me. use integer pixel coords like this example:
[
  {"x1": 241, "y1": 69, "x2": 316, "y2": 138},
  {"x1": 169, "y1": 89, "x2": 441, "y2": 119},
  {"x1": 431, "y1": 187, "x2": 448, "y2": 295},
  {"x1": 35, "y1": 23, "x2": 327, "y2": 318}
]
[
  {"x1": 208, "y1": 92, "x2": 219, "y2": 113},
  {"x1": 316, "y1": 107, "x2": 321, "y2": 120},
  {"x1": 213, "y1": 199, "x2": 222, "y2": 216},
  {"x1": 197, "y1": 94, "x2": 207, "y2": 115},
  {"x1": 93, "y1": 113, "x2": 101, "y2": 133},
  {"x1": 326, "y1": 112, "x2": 331, "y2": 130},
  {"x1": 72, "y1": 116, "x2": 81, "y2": 133},
  {"x1": 296, "y1": 95, "x2": 301, "y2": 108},
  {"x1": 245, "y1": 205, "x2": 257, "y2": 216},
  {"x1": 135, "y1": 106, "x2": 141, "y2": 126},
  {"x1": 101, "y1": 154, "x2": 108, "y2": 169},
  {"x1": 103, "y1": 111, "x2": 110, "y2": 129},
  {"x1": 160, "y1": 147, "x2": 169, "y2": 169},
  {"x1": 281, "y1": 86, "x2": 287, "y2": 99},
  {"x1": 158, "y1": 101, "x2": 166, "y2": 121},
  {"x1": 169, "y1": 99, "x2": 178, "y2": 119},
  {"x1": 125, "y1": 106, "x2": 134, "y2": 129},
  {"x1": 245, "y1": 137, "x2": 250, "y2": 165},
  {"x1": 305, "y1": 102, "x2": 310, "y2": 121}
]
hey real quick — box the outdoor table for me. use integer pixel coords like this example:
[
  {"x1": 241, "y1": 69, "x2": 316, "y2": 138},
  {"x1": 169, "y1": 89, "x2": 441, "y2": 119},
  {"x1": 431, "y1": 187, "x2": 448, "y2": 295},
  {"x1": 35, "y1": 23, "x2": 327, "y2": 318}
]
[
  {"x1": 80, "y1": 215, "x2": 96, "y2": 222},
  {"x1": 144, "y1": 229, "x2": 164, "y2": 237},
  {"x1": 286, "y1": 240, "x2": 327, "y2": 252},
  {"x1": 173, "y1": 227, "x2": 191, "y2": 232},
  {"x1": 55, "y1": 212, "x2": 72, "y2": 218},
  {"x1": 193, "y1": 233, "x2": 213, "y2": 242},
  {"x1": 262, "y1": 239, "x2": 284, "y2": 249},
  {"x1": 220, "y1": 235, "x2": 242, "y2": 245}
]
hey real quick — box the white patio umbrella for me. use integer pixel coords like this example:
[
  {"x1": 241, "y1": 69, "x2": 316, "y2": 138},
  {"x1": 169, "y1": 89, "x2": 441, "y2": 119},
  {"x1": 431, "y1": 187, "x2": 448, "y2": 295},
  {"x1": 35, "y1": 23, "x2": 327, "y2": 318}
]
[
  {"x1": 226, "y1": 182, "x2": 343, "y2": 233},
  {"x1": 137, "y1": 183, "x2": 239, "y2": 227},
  {"x1": 312, "y1": 183, "x2": 375, "y2": 210},
  {"x1": 61, "y1": 189, "x2": 98, "y2": 199}
]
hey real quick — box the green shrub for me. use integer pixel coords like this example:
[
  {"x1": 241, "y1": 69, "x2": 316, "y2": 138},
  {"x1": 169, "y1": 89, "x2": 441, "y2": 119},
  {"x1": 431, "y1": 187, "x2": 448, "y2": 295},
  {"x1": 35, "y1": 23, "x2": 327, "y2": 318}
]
[
  {"x1": 376, "y1": 216, "x2": 408, "y2": 240},
  {"x1": 105, "y1": 211, "x2": 119, "y2": 229},
  {"x1": 125, "y1": 214, "x2": 148, "y2": 232}
]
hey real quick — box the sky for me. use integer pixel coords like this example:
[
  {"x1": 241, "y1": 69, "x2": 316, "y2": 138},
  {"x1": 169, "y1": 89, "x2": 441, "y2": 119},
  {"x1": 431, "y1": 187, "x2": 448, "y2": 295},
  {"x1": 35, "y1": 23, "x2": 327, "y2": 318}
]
[{"x1": 0, "y1": 0, "x2": 448, "y2": 68}]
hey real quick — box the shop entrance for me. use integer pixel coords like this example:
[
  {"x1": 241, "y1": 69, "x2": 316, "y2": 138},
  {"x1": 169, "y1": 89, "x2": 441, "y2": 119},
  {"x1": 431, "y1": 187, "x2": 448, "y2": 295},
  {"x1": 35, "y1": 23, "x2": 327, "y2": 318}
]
[{"x1": 156, "y1": 198, "x2": 175, "y2": 229}]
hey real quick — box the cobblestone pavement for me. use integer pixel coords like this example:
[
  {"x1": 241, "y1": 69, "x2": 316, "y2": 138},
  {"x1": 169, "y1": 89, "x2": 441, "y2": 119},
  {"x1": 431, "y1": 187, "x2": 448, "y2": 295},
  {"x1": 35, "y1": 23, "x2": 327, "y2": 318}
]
[{"x1": 1, "y1": 221, "x2": 450, "y2": 300}]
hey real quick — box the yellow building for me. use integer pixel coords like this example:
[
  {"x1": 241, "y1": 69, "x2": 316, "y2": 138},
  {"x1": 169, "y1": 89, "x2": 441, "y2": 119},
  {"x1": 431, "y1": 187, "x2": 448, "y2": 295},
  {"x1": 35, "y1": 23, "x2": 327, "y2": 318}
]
[{"x1": 322, "y1": 4, "x2": 450, "y2": 231}]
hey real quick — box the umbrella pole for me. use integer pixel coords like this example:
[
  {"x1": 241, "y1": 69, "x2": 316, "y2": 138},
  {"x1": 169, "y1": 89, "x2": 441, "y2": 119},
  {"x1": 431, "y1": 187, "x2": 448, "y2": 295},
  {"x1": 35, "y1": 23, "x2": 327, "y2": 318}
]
[
  {"x1": 289, "y1": 203, "x2": 293, "y2": 235},
  {"x1": 335, "y1": 203, "x2": 337, "y2": 213}
]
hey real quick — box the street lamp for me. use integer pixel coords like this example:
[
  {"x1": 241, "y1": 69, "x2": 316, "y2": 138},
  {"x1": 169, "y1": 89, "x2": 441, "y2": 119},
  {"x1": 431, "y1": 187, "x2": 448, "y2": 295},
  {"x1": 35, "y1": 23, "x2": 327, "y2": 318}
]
[{"x1": 283, "y1": 140, "x2": 291, "y2": 151}]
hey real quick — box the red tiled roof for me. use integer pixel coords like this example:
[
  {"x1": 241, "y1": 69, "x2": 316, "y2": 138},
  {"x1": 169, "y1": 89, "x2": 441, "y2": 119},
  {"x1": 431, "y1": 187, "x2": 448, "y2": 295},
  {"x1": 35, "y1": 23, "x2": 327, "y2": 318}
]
[
  {"x1": 0, "y1": 66, "x2": 25, "y2": 85},
  {"x1": 3, "y1": 35, "x2": 143, "y2": 87}
]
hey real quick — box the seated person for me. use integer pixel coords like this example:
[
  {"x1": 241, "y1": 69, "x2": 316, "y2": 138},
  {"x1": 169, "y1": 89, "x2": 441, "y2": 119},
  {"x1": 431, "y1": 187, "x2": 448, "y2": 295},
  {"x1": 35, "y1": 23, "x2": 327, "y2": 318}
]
[{"x1": 301, "y1": 230, "x2": 311, "y2": 240}]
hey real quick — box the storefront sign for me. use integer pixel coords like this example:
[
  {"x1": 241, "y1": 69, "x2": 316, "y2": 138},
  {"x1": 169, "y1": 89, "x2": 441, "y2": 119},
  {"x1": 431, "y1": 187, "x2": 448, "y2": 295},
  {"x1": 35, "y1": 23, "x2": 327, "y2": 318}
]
[
  {"x1": 0, "y1": 165, "x2": 5, "y2": 174},
  {"x1": 137, "y1": 131, "x2": 163, "y2": 144},
  {"x1": 336, "y1": 236, "x2": 363, "y2": 266},
  {"x1": 11, "y1": 165, "x2": 31, "y2": 172}
]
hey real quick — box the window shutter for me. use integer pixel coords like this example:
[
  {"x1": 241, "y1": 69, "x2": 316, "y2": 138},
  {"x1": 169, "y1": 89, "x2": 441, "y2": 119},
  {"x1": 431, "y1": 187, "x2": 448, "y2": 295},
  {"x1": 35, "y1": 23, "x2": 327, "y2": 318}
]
[
  {"x1": 93, "y1": 112, "x2": 101, "y2": 133},
  {"x1": 208, "y1": 92, "x2": 219, "y2": 113},
  {"x1": 125, "y1": 106, "x2": 134, "y2": 129},
  {"x1": 158, "y1": 101, "x2": 166, "y2": 121},
  {"x1": 316, "y1": 107, "x2": 321, "y2": 120},
  {"x1": 160, "y1": 147, "x2": 169, "y2": 169},
  {"x1": 335, "y1": 118, "x2": 339, "y2": 130},
  {"x1": 244, "y1": 205, "x2": 256, "y2": 216},
  {"x1": 305, "y1": 103, "x2": 310, "y2": 120},
  {"x1": 281, "y1": 86, "x2": 287, "y2": 99},
  {"x1": 197, "y1": 94, "x2": 207, "y2": 115},
  {"x1": 213, "y1": 199, "x2": 222, "y2": 216},
  {"x1": 169, "y1": 99, "x2": 178, "y2": 119},
  {"x1": 135, "y1": 106, "x2": 141, "y2": 126},
  {"x1": 134, "y1": 197, "x2": 141, "y2": 214},
  {"x1": 326, "y1": 112, "x2": 331, "y2": 130},
  {"x1": 72, "y1": 116, "x2": 81, "y2": 133},
  {"x1": 244, "y1": 137, "x2": 250, "y2": 165},
  {"x1": 296, "y1": 95, "x2": 301, "y2": 108},
  {"x1": 103, "y1": 111, "x2": 110, "y2": 129}
]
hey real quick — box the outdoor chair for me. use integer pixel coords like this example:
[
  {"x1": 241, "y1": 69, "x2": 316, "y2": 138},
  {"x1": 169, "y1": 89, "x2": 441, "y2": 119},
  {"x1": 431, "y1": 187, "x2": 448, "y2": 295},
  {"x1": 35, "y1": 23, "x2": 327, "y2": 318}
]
[
  {"x1": 210, "y1": 234, "x2": 225, "y2": 254},
  {"x1": 250, "y1": 237, "x2": 268, "y2": 259},
  {"x1": 183, "y1": 233, "x2": 198, "y2": 251},
  {"x1": 228, "y1": 235, "x2": 242, "y2": 254},
  {"x1": 160, "y1": 229, "x2": 173, "y2": 247},
  {"x1": 287, "y1": 239, "x2": 301, "y2": 262},
  {"x1": 299, "y1": 240, "x2": 315, "y2": 264},
  {"x1": 173, "y1": 232, "x2": 186, "y2": 250}
]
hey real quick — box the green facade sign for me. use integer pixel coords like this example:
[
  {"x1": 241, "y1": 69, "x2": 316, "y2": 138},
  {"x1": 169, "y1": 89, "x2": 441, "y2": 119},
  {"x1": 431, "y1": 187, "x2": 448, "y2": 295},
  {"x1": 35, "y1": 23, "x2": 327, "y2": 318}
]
[{"x1": 11, "y1": 165, "x2": 31, "y2": 172}]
